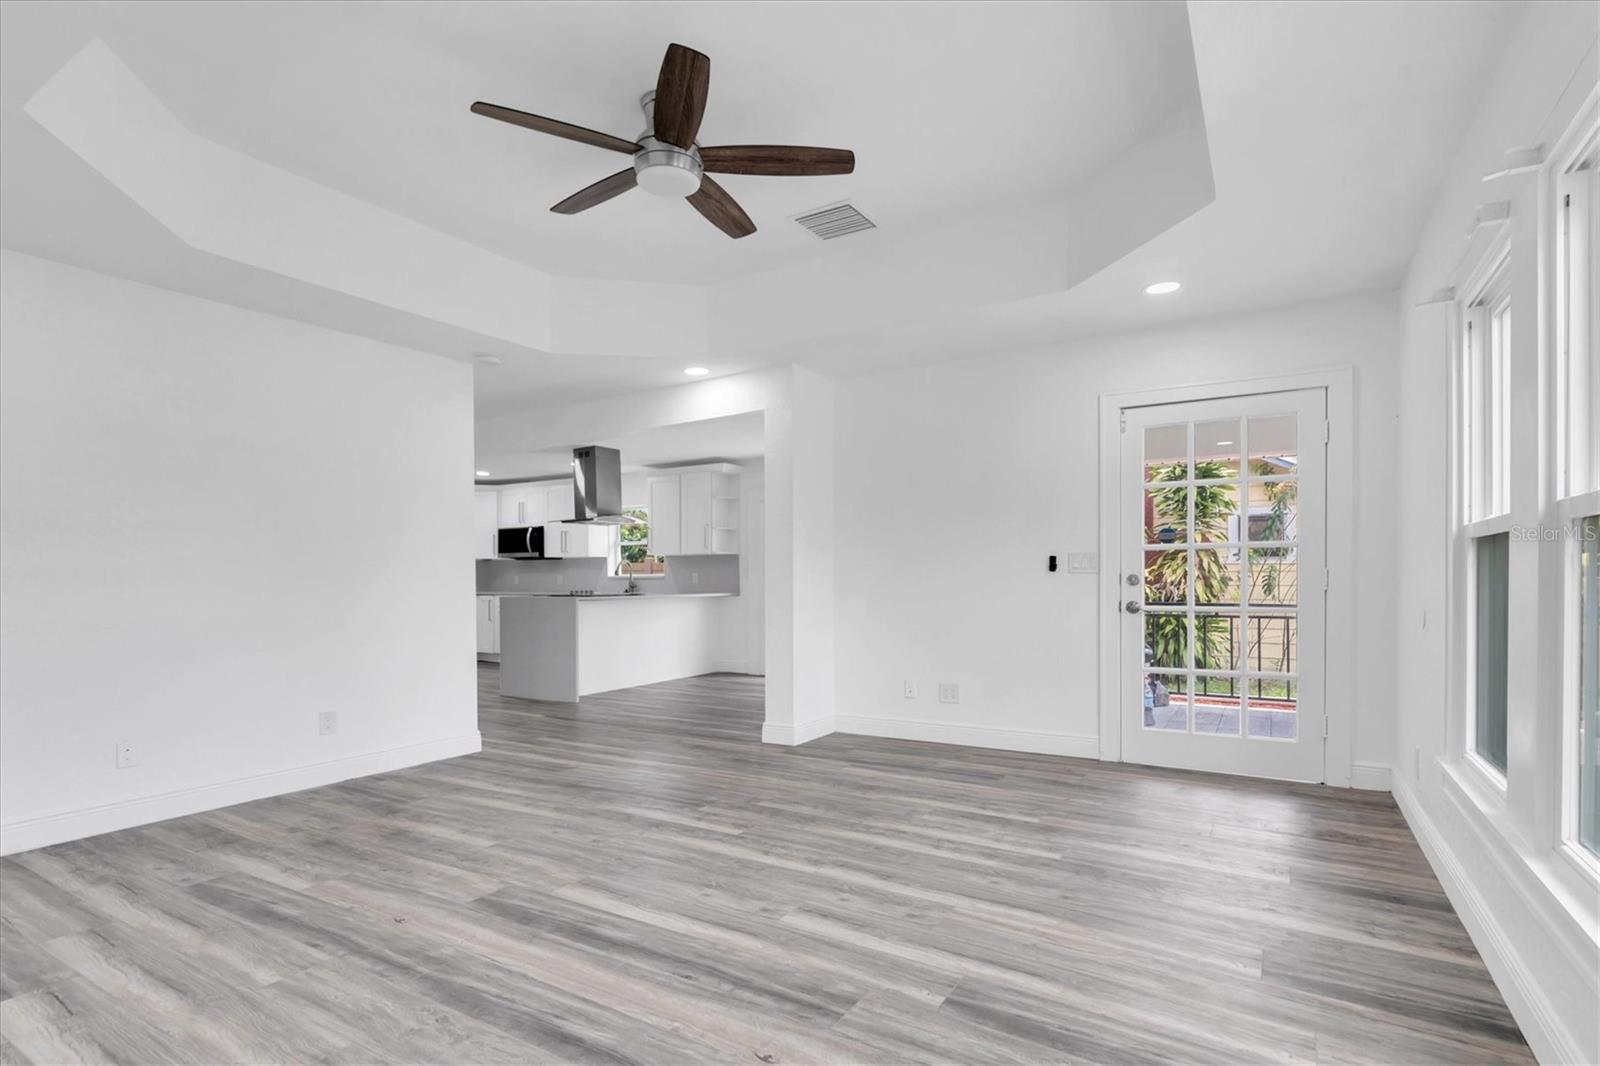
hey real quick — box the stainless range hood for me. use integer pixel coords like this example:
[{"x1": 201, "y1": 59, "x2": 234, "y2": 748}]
[{"x1": 570, "y1": 445, "x2": 639, "y2": 525}]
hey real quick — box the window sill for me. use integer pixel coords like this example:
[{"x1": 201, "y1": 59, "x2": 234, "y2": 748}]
[{"x1": 1439, "y1": 757, "x2": 1600, "y2": 954}]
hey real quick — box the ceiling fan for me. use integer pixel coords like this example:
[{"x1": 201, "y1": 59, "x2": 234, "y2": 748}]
[{"x1": 471, "y1": 43, "x2": 854, "y2": 239}]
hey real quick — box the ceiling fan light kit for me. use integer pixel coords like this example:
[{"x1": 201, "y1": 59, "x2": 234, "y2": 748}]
[{"x1": 471, "y1": 43, "x2": 855, "y2": 239}]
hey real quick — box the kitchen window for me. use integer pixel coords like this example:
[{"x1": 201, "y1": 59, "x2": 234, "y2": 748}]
[{"x1": 616, "y1": 507, "x2": 666, "y2": 576}]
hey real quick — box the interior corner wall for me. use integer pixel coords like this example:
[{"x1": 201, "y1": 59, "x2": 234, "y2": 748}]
[
  {"x1": 0, "y1": 250, "x2": 480, "y2": 856},
  {"x1": 830, "y1": 293, "x2": 1400, "y2": 764}
]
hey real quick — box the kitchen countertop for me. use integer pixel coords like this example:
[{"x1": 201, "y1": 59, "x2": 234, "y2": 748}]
[{"x1": 478, "y1": 591, "x2": 736, "y2": 599}]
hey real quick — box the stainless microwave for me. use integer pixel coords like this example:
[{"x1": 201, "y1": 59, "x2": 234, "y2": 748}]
[{"x1": 496, "y1": 526, "x2": 547, "y2": 559}]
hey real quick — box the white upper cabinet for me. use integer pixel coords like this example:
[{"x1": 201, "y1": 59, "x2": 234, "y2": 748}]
[
  {"x1": 647, "y1": 464, "x2": 739, "y2": 556},
  {"x1": 545, "y1": 481, "x2": 576, "y2": 523},
  {"x1": 474, "y1": 489, "x2": 499, "y2": 559},
  {"x1": 543, "y1": 522, "x2": 609, "y2": 559},
  {"x1": 648, "y1": 475, "x2": 682, "y2": 557},
  {"x1": 497, "y1": 483, "x2": 548, "y2": 528}
]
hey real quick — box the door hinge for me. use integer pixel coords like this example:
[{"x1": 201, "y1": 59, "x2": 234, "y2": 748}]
[
  {"x1": 1120, "y1": 410, "x2": 1128, "y2": 433},
  {"x1": 1323, "y1": 420, "x2": 1331, "y2": 444},
  {"x1": 1323, "y1": 718, "x2": 1330, "y2": 739},
  {"x1": 1322, "y1": 567, "x2": 1330, "y2": 591}
]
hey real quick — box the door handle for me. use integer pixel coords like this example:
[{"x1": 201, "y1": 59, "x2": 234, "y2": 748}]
[{"x1": 1124, "y1": 600, "x2": 1142, "y2": 614}]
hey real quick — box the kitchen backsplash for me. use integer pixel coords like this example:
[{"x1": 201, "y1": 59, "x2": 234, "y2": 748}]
[{"x1": 475, "y1": 554, "x2": 740, "y2": 596}]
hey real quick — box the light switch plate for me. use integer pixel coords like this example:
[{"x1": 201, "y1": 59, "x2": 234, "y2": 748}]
[
  {"x1": 1066, "y1": 553, "x2": 1098, "y2": 574},
  {"x1": 319, "y1": 712, "x2": 337, "y2": 736}
]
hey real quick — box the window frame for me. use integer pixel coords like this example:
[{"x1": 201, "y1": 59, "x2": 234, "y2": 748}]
[
  {"x1": 612, "y1": 506, "x2": 668, "y2": 579},
  {"x1": 1452, "y1": 238, "x2": 1516, "y2": 794},
  {"x1": 1550, "y1": 91, "x2": 1600, "y2": 875}
]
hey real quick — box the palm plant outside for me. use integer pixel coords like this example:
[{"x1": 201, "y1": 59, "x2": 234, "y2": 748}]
[{"x1": 1145, "y1": 460, "x2": 1235, "y2": 674}]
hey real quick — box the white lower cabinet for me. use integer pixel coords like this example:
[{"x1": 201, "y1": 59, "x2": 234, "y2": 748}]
[{"x1": 476, "y1": 596, "x2": 500, "y2": 656}]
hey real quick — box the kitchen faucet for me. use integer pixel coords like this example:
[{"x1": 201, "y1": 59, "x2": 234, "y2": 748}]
[{"x1": 616, "y1": 558, "x2": 641, "y2": 595}]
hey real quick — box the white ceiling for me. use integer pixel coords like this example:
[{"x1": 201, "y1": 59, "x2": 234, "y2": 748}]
[
  {"x1": 0, "y1": 0, "x2": 1523, "y2": 416},
  {"x1": 479, "y1": 410, "x2": 763, "y2": 482}
]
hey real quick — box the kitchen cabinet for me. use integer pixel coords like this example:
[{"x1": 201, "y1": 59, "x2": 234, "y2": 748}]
[
  {"x1": 474, "y1": 489, "x2": 499, "y2": 560},
  {"x1": 543, "y1": 522, "x2": 610, "y2": 559},
  {"x1": 646, "y1": 464, "x2": 740, "y2": 556},
  {"x1": 648, "y1": 475, "x2": 682, "y2": 557},
  {"x1": 476, "y1": 596, "x2": 500, "y2": 657},
  {"x1": 498, "y1": 484, "x2": 546, "y2": 528},
  {"x1": 545, "y1": 481, "x2": 576, "y2": 523}
]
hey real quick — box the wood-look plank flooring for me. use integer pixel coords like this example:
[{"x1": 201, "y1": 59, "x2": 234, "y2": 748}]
[{"x1": 1, "y1": 667, "x2": 1531, "y2": 1064}]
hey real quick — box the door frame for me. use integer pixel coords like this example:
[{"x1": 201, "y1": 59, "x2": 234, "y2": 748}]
[{"x1": 1096, "y1": 367, "x2": 1357, "y2": 786}]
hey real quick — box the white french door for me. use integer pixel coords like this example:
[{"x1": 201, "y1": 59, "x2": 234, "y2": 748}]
[{"x1": 1119, "y1": 389, "x2": 1327, "y2": 782}]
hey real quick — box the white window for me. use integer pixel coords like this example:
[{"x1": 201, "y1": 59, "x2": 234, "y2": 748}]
[
  {"x1": 1556, "y1": 146, "x2": 1598, "y2": 499},
  {"x1": 1463, "y1": 261, "x2": 1512, "y2": 523},
  {"x1": 614, "y1": 507, "x2": 666, "y2": 576},
  {"x1": 1554, "y1": 112, "x2": 1600, "y2": 861},
  {"x1": 1459, "y1": 253, "x2": 1513, "y2": 777}
]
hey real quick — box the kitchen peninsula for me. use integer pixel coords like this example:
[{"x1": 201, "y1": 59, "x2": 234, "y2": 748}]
[{"x1": 498, "y1": 591, "x2": 735, "y2": 702}]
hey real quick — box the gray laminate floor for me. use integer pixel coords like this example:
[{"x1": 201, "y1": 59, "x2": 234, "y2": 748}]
[{"x1": 0, "y1": 666, "x2": 1531, "y2": 1064}]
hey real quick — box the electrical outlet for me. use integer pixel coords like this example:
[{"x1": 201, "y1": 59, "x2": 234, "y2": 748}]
[
  {"x1": 903, "y1": 680, "x2": 917, "y2": 699},
  {"x1": 556, "y1": 573, "x2": 565, "y2": 586},
  {"x1": 512, "y1": 572, "x2": 522, "y2": 587},
  {"x1": 319, "y1": 712, "x2": 338, "y2": 736},
  {"x1": 115, "y1": 739, "x2": 137, "y2": 769},
  {"x1": 691, "y1": 571, "x2": 700, "y2": 586},
  {"x1": 937, "y1": 683, "x2": 959, "y2": 704},
  {"x1": 1066, "y1": 553, "x2": 1098, "y2": 574}
]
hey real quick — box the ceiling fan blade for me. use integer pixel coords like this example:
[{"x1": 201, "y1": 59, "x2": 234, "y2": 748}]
[
  {"x1": 470, "y1": 102, "x2": 638, "y2": 155},
  {"x1": 687, "y1": 176, "x2": 755, "y2": 239},
  {"x1": 551, "y1": 169, "x2": 638, "y2": 214},
  {"x1": 653, "y1": 43, "x2": 710, "y2": 150},
  {"x1": 700, "y1": 146, "x2": 855, "y2": 176}
]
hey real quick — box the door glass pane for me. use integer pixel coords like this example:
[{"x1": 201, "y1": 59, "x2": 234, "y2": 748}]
[
  {"x1": 1193, "y1": 483, "x2": 1240, "y2": 543},
  {"x1": 1246, "y1": 614, "x2": 1297, "y2": 676},
  {"x1": 1474, "y1": 533, "x2": 1510, "y2": 773},
  {"x1": 1245, "y1": 479, "x2": 1298, "y2": 544},
  {"x1": 1144, "y1": 611, "x2": 1188, "y2": 671},
  {"x1": 1144, "y1": 486, "x2": 1187, "y2": 545},
  {"x1": 1143, "y1": 671, "x2": 1189, "y2": 732},
  {"x1": 1194, "y1": 613, "x2": 1241, "y2": 672},
  {"x1": 1193, "y1": 547, "x2": 1240, "y2": 606},
  {"x1": 1248, "y1": 414, "x2": 1298, "y2": 475},
  {"x1": 1194, "y1": 419, "x2": 1242, "y2": 479},
  {"x1": 1143, "y1": 551, "x2": 1187, "y2": 605},
  {"x1": 1194, "y1": 675, "x2": 1242, "y2": 736},
  {"x1": 1578, "y1": 515, "x2": 1598, "y2": 856},
  {"x1": 1248, "y1": 677, "x2": 1298, "y2": 740},
  {"x1": 1144, "y1": 423, "x2": 1188, "y2": 482},
  {"x1": 1247, "y1": 549, "x2": 1298, "y2": 607}
]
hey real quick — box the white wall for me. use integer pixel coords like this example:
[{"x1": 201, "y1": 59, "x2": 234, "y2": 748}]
[
  {"x1": 830, "y1": 293, "x2": 1399, "y2": 769},
  {"x1": 1389, "y1": 5, "x2": 1599, "y2": 1063},
  {"x1": 0, "y1": 251, "x2": 480, "y2": 855}
]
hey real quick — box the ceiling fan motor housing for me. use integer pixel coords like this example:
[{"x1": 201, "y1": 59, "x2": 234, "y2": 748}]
[{"x1": 633, "y1": 136, "x2": 703, "y2": 197}]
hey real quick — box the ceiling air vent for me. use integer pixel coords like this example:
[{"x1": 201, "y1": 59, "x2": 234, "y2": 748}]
[{"x1": 792, "y1": 202, "x2": 876, "y2": 240}]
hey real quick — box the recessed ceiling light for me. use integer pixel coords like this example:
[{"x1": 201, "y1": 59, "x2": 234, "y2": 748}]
[
  {"x1": 476, "y1": 470, "x2": 490, "y2": 477},
  {"x1": 1145, "y1": 281, "x2": 1181, "y2": 296},
  {"x1": 1215, "y1": 440, "x2": 1234, "y2": 446},
  {"x1": 684, "y1": 366, "x2": 710, "y2": 376}
]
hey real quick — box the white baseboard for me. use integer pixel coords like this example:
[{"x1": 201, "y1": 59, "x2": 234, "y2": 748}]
[
  {"x1": 1391, "y1": 775, "x2": 1588, "y2": 1065},
  {"x1": 0, "y1": 731, "x2": 483, "y2": 857},
  {"x1": 1350, "y1": 761, "x2": 1392, "y2": 791},
  {"x1": 835, "y1": 714, "x2": 1101, "y2": 759},
  {"x1": 761, "y1": 716, "x2": 835, "y2": 746}
]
